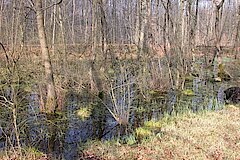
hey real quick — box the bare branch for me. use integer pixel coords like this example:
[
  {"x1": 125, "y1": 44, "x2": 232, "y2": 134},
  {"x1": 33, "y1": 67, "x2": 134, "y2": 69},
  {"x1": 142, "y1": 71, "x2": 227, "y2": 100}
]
[
  {"x1": 43, "y1": 0, "x2": 63, "y2": 11},
  {"x1": 26, "y1": 0, "x2": 35, "y2": 9}
]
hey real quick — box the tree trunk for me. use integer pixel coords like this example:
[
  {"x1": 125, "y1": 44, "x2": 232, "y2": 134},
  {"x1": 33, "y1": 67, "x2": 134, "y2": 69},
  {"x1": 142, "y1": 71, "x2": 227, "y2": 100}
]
[
  {"x1": 234, "y1": 4, "x2": 240, "y2": 59},
  {"x1": 92, "y1": 0, "x2": 97, "y2": 60},
  {"x1": 51, "y1": 3, "x2": 57, "y2": 55},
  {"x1": 190, "y1": 0, "x2": 199, "y2": 62},
  {"x1": 212, "y1": 0, "x2": 225, "y2": 79},
  {"x1": 58, "y1": 5, "x2": 67, "y2": 71},
  {"x1": 138, "y1": 0, "x2": 148, "y2": 58},
  {"x1": 0, "y1": 0, "x2": 4, "y2": 41},
  {"x1": 36, "y1": 0, "x2": 57, "y2": 113},
  {"x1": 71, "y1": 0, "x2": 76, "y2": 44},
  {"x1": 135, "y1": 1, "x2": 140, "y2": 45},
  {"x1": 99, "y1": 0, "x2": 109, "y2": 58}
]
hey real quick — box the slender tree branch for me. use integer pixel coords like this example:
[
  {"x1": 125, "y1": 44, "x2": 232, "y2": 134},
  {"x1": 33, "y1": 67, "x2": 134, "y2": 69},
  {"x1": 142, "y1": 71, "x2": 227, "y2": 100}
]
[{"x1": 43, "y1": 0, "x2": 63, "y2": 11}]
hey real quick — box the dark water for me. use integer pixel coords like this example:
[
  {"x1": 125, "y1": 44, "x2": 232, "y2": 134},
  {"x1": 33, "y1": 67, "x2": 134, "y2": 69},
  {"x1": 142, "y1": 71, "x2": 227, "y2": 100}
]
[
  {"x1": 0, "y1": 81, "x2": 227, "y2": 159},
  {"x1": 26, "y1": 78, "x2": 227, "y2": 159},
  {"x1": 0, "y1": 63, "x2": 230, "y2": 160}
]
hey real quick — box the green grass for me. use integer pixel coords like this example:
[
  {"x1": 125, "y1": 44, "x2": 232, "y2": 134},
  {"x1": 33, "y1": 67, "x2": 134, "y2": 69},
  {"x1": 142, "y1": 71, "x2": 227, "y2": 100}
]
[
  {"x1": 82, "y1": 105, "x2": 240, "y2": 160},
  {"x1": 0, "y1": 147, "x2": 46, "y2": 160}
]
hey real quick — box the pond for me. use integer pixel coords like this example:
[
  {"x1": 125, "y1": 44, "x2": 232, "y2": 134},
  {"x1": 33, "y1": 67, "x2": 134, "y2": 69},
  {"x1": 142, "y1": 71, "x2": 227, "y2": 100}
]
[{"x1": 0, "y1": 58, "x2": 239, "y2": 159}]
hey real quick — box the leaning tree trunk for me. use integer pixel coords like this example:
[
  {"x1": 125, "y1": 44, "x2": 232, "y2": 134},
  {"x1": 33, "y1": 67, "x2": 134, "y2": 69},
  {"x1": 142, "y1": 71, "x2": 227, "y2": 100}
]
[
  {"x1": 36, "y1": 0, "x2": 57, "y2": 113},
  {"x1": 212, "y1": 0, "x2": 225, "y2": 79}
]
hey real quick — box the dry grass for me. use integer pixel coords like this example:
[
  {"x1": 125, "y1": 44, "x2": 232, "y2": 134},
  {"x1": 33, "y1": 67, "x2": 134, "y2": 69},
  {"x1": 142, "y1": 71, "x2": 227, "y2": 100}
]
[
  {"x1": 83, "y1": 105, "x2": 240, "y2": 160},
  {"x1": 0, "y1": 148, "x2": 47, "y2": 160}
]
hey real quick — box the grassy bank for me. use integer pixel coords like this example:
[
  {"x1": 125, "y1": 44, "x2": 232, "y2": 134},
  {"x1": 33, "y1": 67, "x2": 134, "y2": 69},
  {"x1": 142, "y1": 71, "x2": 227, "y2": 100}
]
[
  {"x1": 0, "y1": 148, "x2": 46, "y2": 160},
  {"x1": 83, "y1": 105, "x2": 240, "y2": 160}
]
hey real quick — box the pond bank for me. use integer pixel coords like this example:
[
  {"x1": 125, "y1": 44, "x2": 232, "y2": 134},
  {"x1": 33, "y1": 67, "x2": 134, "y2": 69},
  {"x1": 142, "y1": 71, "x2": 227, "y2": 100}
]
[{"x1": 82, "y1": 105, "x2": 240, "y2": 160}]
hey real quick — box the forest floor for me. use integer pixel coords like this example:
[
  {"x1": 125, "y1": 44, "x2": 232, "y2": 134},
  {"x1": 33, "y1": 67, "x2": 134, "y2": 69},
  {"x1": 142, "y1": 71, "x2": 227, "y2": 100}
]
[{"x1": 83, "y1": 104, "x2": 240, "y2": 160}]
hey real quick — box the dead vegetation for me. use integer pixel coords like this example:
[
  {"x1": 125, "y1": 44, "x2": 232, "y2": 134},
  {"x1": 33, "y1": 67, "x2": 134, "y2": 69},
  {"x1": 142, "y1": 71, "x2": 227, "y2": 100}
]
[{"x1": 83, "y1": 105, "x2": 240, "y2": 160}]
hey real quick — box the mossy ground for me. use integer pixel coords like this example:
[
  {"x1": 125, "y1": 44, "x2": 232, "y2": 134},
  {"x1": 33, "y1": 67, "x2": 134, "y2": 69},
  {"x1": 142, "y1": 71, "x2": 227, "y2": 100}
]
[{"x1": 83, "y1": 105, "x2": 240, "y2": 160}]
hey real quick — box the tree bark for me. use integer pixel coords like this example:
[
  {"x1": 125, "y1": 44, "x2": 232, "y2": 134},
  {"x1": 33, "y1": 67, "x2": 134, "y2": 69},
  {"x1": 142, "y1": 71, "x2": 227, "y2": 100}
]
[
  {"x1": 0, "y1": 0, "x2": 4, "y2": 41},
  {"x1": 233, "y1": 4, "x2": 240, "y2": 59},
  {"x1": 36, "y1": 0, "x2": 57, "y2": 113},
  {"x1": 71, "y1": 0, "x2": 76, "y2": 44},
  {"x1": 92, "y1": 0, "x2": 97, "y2": 60},
  {"x1": 138, "y1": 0, "x2": 148, "y2": 58},
  {"x1": 212, "y1": 0, "x2": 225, "y2": 79},
  {"x1": 51, "y1": 3, "x2": 57, "y2": 55}
]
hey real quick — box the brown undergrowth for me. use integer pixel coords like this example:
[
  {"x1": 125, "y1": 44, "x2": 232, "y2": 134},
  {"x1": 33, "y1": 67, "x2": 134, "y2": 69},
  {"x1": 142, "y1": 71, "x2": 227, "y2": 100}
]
[{"x1": 83, "y1": 105, "x2": 240, "y2": 160}]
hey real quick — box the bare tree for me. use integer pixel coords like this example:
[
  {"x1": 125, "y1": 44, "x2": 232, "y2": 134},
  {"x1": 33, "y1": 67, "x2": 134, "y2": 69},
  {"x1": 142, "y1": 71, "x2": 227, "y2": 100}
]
[
  {"x1": 0, "y1": 0, "x2": 4, "y2": 41},
  {"x1": 212, "y1": 0, "x2": 225, "y2": 79},
  {"x1": 35, "y1": 0, "x2": 57, "y2": 113},
  {"x1": 138, "y1": 0, "x2": 149, "y2": 58},
  {"x1": 233, "y1": 3, "x2": 240, "y2": 59}
]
